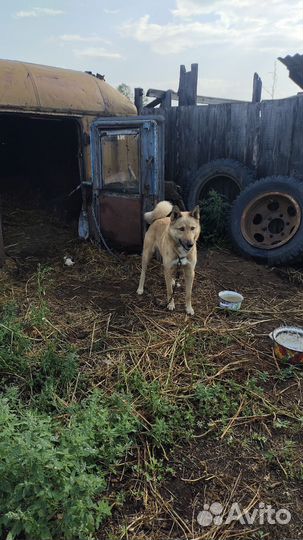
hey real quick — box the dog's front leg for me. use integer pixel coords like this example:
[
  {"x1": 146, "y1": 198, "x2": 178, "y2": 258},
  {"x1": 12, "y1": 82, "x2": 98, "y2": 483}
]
[
  {"x1": 137, "y1": 245, "x2": 153, "y2": 295},
  {"x1": 184, "y1": 264, "x2": 195, "y2": 315},
  {"x1": 164, "y1": 267, "x2": 175, "y2": 311}
]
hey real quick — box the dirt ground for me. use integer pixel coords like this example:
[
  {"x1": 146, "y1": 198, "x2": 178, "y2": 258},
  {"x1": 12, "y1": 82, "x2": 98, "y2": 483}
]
[{"x1": 1, "y1": 208, "x2": 303, "y2": 540}]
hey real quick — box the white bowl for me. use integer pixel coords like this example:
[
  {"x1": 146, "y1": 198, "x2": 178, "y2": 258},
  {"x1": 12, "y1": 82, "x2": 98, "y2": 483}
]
[{"x1": 218, "y1": 290, "x2": 244, "y2": 311}]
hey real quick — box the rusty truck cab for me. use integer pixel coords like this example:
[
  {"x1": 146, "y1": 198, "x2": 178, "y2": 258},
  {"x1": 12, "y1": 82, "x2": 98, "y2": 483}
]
[{"x1": 0, "y1": 59, "x2": 164, "y2": 258}]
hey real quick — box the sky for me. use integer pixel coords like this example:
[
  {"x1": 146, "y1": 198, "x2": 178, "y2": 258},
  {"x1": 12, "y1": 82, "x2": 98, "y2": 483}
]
[{"x1": 1, "y1": 0, "x2": 303, "y2": 101}]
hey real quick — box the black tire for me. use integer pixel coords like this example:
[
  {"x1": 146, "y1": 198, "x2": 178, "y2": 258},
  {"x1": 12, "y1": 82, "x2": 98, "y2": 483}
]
[
  {"x1": 230, "y1": 176, "x2": 303, "y2": 265},
  {"x1": 186, "y1": 159, "x2": 256, "y2": 209}
]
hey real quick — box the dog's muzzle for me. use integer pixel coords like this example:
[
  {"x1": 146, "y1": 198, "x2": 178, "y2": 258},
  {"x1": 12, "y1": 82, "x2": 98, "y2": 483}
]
[{"x1": 179, "y1": 240, "x2": 193, "y2": 252}]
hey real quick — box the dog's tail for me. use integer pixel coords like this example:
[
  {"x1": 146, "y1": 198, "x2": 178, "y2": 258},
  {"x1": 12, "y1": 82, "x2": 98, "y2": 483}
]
[{"x1": 144, "y1": 201, "x2": 173, "y2": 224}]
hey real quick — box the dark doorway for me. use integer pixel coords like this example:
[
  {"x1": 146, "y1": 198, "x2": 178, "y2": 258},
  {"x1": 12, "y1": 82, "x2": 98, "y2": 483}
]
[{"x1": 0, "y1": 115, "x2": 82, "y2": 263}]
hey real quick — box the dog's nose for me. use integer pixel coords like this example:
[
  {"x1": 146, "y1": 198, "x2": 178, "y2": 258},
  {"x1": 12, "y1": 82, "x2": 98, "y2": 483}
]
[{"x1": 187, "y1": 242, "x2": 194, "y2": 248}]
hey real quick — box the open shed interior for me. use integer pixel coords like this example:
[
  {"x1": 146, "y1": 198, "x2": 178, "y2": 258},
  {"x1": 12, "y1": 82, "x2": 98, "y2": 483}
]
[{"x1": 0, "y1": 114, "x2": 82, "y2": 263}]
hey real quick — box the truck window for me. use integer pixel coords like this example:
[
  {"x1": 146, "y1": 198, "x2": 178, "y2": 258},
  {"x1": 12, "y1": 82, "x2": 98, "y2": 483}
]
[{"x1": 101, "y1": 132, "x2": 140, "y2": 194}]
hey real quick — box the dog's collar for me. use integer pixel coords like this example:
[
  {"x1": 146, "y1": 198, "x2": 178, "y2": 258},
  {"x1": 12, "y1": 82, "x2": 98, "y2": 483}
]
[{"x1": 171, "y1": 255, "x2": 189, "y2": 267}]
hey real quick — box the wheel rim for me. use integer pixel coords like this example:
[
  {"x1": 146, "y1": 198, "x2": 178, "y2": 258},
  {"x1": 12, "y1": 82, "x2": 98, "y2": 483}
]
[{"x1": 241, "y1": 191, "x2": 301, "y2": 250}]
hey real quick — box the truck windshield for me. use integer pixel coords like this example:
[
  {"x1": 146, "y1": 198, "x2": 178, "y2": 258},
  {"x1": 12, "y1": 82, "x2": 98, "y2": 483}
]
[{"x1": 101, "y1": 131, "x2": 140, "y2": 194}]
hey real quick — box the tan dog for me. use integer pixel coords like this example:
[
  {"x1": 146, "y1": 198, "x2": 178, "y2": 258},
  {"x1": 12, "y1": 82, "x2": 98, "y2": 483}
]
[{"x1": 137, "y1": 201, "x2": 201, "y2": 315}]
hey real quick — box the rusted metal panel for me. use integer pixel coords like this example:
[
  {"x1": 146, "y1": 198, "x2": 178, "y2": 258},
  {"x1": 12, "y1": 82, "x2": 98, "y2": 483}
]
[
  {"x1": 0, "y1": 61, "x2": 36, "y2": 109},
  {"x1": 0, "y1": 59, "x2": 137, "y2": 116},
  {"x1": 91, "y1": 117, "x2": 165, "y2": 249},
  {"x1": 99, "y1": 194, "x2": 142, "y2": 248}
]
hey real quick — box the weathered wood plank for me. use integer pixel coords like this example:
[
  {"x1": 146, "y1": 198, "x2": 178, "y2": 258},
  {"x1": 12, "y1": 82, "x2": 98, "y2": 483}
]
[
  {"x1": 229, "y1": 103, "x2": 250, "y2": 163},
  {"x1": 245, "y1": 103, "x2": 260, "y2": 169},
  {"x1": 257, "y1": 97, "x2": 297, "y2": 177},
  {"x1": 142, "y1": 97, "x2": 302, "y2": 198},
  {"x1": 178, "y1": 64, "x2": 198, "y2": 106},
  {"x1": 209, "y1": 103, "x2": 231, "y2": 161},
  {"x1": 252, "y1": 73, "x2": 262, "y2": 103},
  {"x1": 134, "y1": 87, "x2": 143, "y2": 114},
  {"x1": 162, "y1": 90, "x2": 172, "y2": 110},
  {"x1": 289, "y1": 96, "x2": 303, "y2": 179},
  {"x1": 145, "y1": 97, "x2": 162, "y2": 108},
  {"x1": 197, "y1": 105, "x2": 211, "y2": 165},
  {"x1": 147, "y1": 88, "x2": 247, "y2": 105}
]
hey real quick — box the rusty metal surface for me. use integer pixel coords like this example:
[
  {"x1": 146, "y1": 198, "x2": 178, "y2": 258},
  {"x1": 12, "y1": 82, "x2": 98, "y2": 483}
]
[
  {"x1": 0, "y1": 59, "x2": 136, "y2": 116},
  {"x1": 99, "y1": 194, "x2": 142, "y2": 248},
  {"x1": 90, "y1": 117, "x2": 165, "y2": 249}
]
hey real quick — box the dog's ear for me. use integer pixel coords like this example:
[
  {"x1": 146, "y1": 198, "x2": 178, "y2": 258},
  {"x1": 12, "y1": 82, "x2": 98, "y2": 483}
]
[
  {"x1": 170, "y1": 205, "x2": 182, "y2": 222},
  {"x1": 190, "y1": 205, "x2": 200, "y2": 220}
]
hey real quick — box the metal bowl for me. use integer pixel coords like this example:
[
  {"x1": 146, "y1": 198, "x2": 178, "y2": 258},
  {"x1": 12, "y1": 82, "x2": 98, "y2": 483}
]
[{"x1": 269, "y1": 326, "x2": 303, "y2": 365}]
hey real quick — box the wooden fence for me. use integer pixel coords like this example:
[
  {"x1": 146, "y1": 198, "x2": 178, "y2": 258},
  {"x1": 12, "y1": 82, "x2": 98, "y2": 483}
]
[{"x1": 143, "y1": 95, "x2": 303, "y2": 192}]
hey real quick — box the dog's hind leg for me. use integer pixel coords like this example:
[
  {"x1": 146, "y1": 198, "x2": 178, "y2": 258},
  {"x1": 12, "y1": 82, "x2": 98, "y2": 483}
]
[{"x1": 137, "y1": 244, "x2": 153, "y2": 295}]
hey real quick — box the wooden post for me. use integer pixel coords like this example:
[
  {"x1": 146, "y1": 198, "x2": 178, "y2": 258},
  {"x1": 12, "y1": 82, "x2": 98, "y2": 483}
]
[
  {"x1": 252, "y1": 72, "x2": 262, "y2": 102},
  {"x1": 163, "y1": 90, "x2": 172, "y2": 109},
  {"x1": 134, "y1": 87, "x2": 144, "y2": 114},
  {"x1": 178, "y1": 63, "x2": 198, "y2": 106}
]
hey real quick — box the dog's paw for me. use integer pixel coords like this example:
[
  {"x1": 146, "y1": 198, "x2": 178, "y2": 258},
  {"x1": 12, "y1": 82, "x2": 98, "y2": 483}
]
[
  {"x1": 137, "y1": 288, "x2": 144, "y2": 295},
  {"x1": 167, "y1": 300, "x2": 175, "y2": 311},
  {"x1": 186, "y1": 306, "x2": 194, "y2": 316}
]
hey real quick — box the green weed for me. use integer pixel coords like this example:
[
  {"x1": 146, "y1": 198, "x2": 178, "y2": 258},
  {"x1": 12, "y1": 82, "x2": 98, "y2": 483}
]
[
  {"x1": 264, "y1": 439, "x2": 300, "y2": 479},
  {"x1": 200, "y1": 189, "x2": 230, "y2": 246},
  {"x1": 195, "y1": 381, "x2": 240, "y2": 427},
  {"x1": 122, "y1": 371, "x2": 196, "y2": 446},
  {"x1": 0, "y1": 390, "x2": 139, "y2": 540}
]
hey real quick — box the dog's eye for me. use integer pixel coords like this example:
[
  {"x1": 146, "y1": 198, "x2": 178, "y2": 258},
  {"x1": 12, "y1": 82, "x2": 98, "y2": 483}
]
[
  {"x1": 190, "y1": 227, "x2": 196, "y2": 231},
  {"x1": 179, "y1": 227, "x2": 185, "y2": 231}
]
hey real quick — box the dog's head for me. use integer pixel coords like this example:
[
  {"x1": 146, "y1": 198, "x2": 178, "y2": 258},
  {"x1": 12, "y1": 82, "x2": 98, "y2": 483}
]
[{"x1": 169, "y1": 205, "x2": 201, "y2": 251}]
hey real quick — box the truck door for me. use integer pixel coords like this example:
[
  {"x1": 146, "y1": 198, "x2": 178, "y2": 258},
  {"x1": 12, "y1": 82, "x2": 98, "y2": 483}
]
[{"x1": 90, "y1": 116, "x2": 164, "y2": 250}]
